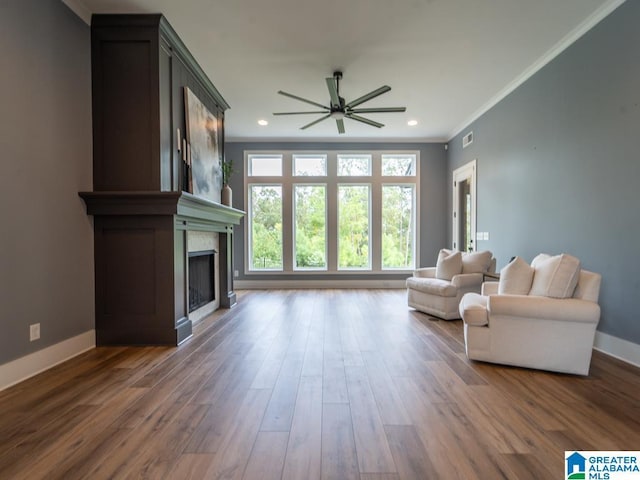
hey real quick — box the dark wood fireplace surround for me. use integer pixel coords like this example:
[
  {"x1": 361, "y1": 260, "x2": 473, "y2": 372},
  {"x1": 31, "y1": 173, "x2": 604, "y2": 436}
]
[{"x1": 80, "y1": 14, "x2": 243, "y2": 346}]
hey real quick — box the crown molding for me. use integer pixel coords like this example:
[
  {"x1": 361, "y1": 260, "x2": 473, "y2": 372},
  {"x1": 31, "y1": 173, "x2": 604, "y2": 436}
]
[{"x1": 61, "y1": 0, "x2": 92, "y2": 25}]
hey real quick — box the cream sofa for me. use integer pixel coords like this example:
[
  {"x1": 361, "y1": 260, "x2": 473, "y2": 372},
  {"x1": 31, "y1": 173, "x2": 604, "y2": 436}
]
[
  {"x1": 407, "y1": 249, "x2": 495, "y2": 320},
  {"x1": 459, "y1": 254, "x2": 601, "y2": 375}
]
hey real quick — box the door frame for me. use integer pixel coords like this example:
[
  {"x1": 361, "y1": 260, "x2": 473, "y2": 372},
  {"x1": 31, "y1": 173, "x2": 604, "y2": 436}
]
[{"x1": 452, "y1": 159, "x2": 477, "y2": 252}]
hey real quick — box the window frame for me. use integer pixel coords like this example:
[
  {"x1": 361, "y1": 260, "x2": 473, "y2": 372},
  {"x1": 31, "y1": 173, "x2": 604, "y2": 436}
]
[{"x1": 244, "y1": 150, "x2": 419, "y2": 275}]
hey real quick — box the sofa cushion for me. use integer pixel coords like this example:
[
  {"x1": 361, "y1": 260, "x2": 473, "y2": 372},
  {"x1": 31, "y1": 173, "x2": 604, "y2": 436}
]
[
  {"x1": 529, "y1": 253, "x2": 581, "y2": 298},
  {"x1": 498, "y1": 256, "x2": 534, "y2": 295},
  {"x1": 461, "y1": 250, "x2": 493, "y2": 274},
  {"x1": 436, "y1": 250, "x2": 462, "y2": 280},
  {"x1": 406, "y1": 277, "x2": 458, "y2": 296},
  {"x1": 459, "y1": 293, "x2": 488, "y2": 326}
]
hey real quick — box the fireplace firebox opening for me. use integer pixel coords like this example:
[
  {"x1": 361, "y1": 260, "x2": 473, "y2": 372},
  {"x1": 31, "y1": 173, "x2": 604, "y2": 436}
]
[{"x1": 188, "y1": 250, "x2": 216, "y2": 313}]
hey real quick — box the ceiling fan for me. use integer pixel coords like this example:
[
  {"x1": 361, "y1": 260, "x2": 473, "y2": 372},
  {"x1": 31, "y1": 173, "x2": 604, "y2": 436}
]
[{"x1": 273, "y1": 71, "x2": 406, "y2": 134}]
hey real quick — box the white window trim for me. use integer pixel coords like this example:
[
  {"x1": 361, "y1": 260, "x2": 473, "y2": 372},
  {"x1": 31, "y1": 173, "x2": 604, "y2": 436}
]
[{"x1": 245, "y1": 150, "x2": 420, "y2": 275}]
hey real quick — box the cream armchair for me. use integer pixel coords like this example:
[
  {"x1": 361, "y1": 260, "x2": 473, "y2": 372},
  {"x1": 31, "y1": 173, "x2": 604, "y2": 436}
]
[
  {"x1": 459, "y1": 255, "x2": 601, "y2": 375},
  {"x1": 406, "y1": 250, "x2": 495, "y2": 320}
]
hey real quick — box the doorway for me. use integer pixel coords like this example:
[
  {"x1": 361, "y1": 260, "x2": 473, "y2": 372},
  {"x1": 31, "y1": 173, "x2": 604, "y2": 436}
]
[{"x1": 452, "y1": 160, "x2": 476, "y2": 252}]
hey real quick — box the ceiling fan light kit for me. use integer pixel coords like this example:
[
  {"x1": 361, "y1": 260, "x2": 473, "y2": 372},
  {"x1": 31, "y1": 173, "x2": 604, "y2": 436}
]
[{"x1": 273, "y1": 71, "x2": 406, "y2": 134}]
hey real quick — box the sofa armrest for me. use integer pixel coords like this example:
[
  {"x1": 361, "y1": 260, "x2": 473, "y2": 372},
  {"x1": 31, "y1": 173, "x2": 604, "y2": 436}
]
[
  {"x1": 482, "y1": 282, "x2": 499, "y2": 296},
  {"x1": 451, "y1": 272, "x2": 483, "y2": 288},
  {"x1": 413, "y1": 267, "x2": 436, "y2": 278},
  {"x1": 487, "y1": 295, "x2": 601, "y2": 324}
]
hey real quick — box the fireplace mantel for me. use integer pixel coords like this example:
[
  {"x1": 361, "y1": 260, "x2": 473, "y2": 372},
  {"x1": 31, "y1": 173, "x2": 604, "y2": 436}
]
[{"x1": 79, "y1": 191, "x2": 245, "y2": 225}]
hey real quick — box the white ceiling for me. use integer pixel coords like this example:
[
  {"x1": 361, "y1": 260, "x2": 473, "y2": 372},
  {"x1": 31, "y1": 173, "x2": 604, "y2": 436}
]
[{"x1": 65, "y1": 0, "x2": 624, "y2": 142}]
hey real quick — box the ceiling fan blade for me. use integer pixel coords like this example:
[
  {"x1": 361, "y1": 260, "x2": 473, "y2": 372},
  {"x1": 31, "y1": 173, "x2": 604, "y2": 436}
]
[
  {"x1": 326, "y1": 77, "x2": 340, "y2": 108},
  {"x1": 301, "y1": 114, "x2": 331, "y2": 130},
  {"x1": 345, "y1": 85, "x2": 391, "y2": 108},
  {"x1": 278, "y1": 90, "x2": 329, "y2": 110},
  {"x1": 273, "y1": 111, "x2": 329, "y2": 115},
  {"x1": 350, "y1": 107, "x2": 406, "y2": 113},
  {"x1": 336, "y1": 118, "x2": 345, "y2": 134},
  {"x1": 346, "y1": 113, "x2": 384, "y2": 128}
]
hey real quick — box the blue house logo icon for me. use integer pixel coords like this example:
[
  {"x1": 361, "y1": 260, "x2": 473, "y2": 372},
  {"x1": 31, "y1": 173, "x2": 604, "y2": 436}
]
[{"x1": 566, "y1": 452, "x2": 586, "y2": 479}]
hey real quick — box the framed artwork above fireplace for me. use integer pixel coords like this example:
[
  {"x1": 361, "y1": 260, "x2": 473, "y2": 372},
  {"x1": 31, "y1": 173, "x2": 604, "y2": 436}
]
[{"x1": 184, "y1": 87, "x2": 223, "y2": 203}]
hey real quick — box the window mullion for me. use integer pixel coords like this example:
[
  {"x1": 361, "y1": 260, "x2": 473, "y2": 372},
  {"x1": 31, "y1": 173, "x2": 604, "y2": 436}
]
[
  {"x1": 326, "y1": 175, "x2": 339, "y2": 272},
  {"x1": 282, "y1": 155, "x2": 294, "y2": 272}
]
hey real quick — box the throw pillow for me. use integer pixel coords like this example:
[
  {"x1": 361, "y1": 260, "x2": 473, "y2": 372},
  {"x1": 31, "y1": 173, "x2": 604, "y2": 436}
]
[
  {"x1": 529, "y1": 253, "x2": 581, "y2": 298},
  {"x1": 461, "y1": 250, "x2": 493, "y2": 273},
  {"x1": 436, "y1": 250, "x2": 462, "y2": 281},
  {"x1": 498, "y1": 256, "x2": 534, "y2": 295},
  {"x1": 531, "y1": 253, "x2": 551, "y2": 268},
  {"x1": 437, "y1": 248, "x2": 454, "y2": 262}
]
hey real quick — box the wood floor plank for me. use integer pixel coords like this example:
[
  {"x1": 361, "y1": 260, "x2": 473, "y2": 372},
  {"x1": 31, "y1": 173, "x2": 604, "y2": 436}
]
[
  {"x1": 8, "y1": 387, "x2": 147, "y2": 480},
  {"x1": 360, "y1": 351, "x2": 412, "y2": 426},
  {"x1": 394, "y1": 376, "x2": 507, "y2": 480},
  {"x1": 282, "y1": 375, "x2": 323, "y2": 480},
  {"x1": 359, "y1": 475, "x2": 400, "y2": 480},
  {"x1": 344, "y1": 366, "x2": 396, "y2": 474},
  {"x1": 260, "y1": 350, "x2": 305, "y2": 431},
  {"x1": 165, "y1": 453, "x2": 216, "y2": 480},
  {"x1": 321, "y1": 403, "x2": 360, "y2": 480},
  {"x1": 242, "y1": 431, "x2": 289, "y2": 480},
  {"x1": 322, "y1": 324, "x2": 349, "y2": 404},
  {"x1": 111, "y1": 403, "x2": 211, "y2": 479},
  {"x1": 384, "y1": 425, "x2": 439, "y2": 480},
  {"x1": 204, "y1": 388, "x2": 272, "y2": 480},
  {"x1": 1, "y1": 289, "x2": 639, "y2": 480},
  {"x1": 183, "y1": 343, "x2": 274, "y2": 453}
]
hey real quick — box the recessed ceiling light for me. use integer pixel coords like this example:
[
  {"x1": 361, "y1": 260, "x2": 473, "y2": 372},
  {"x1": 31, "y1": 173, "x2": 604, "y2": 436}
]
[
  {"x1": 258, "y1": 119, "x2": 268, "y2": 126},
  {"x1": 407, "y1": 120, "x2": 418, "y2": 126}
]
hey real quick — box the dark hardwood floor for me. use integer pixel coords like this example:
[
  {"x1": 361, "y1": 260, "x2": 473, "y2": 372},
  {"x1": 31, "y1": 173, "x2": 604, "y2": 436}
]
[{"x1": 1, "y1": 289, "x2": 639, "y2": 479}]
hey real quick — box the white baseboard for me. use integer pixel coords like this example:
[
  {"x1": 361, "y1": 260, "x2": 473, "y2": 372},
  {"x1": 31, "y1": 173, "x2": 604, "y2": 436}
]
[
  {"x1": 594, "y1": 331, "x2": 640, "y2": 369},
  {"x1": 0, "y1": 330, "x2": 96, "y2": 392},
  {"x1": 235, "y1": 279, "x2": 407, "y2": 289}
]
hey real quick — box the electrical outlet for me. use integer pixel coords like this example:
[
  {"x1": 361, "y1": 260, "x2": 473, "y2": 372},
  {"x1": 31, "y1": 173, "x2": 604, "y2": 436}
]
[
  {"x1": 234, "y1": 270, "x2": 239, "y2": 278},
  {"x1": 30, "y1": 323, "x2": 40, "y2": 341}
]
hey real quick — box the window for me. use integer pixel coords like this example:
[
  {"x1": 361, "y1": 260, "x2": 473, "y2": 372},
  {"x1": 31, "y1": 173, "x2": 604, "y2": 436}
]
[
  {"x1": 382, "y1": 185, "x2": 415, "y2": 269},
  {"x1": 246, "y1": 151, "x2": 418, "y2": 273},
  {"x1": 248, "y1": 155, "x2": 282, "y2": 176},
  {"x1": 249, "y1": 185, "x2": 283, "y2": 270},
  {"x1": 293, "y1": 154, "x2": 327, "y2": 176},
  {"x1": 338, "y1": 185, "x2": 371, "y2": 269},
  {"x1": 382, "y1": 154, "x2": 416, "y2": 176},
  {"x1": 338, "y1": 154, "x2": 371, "y2": 176},
  {"x1": 294, "y1": 185, "x2": 327, "y2": 270}
]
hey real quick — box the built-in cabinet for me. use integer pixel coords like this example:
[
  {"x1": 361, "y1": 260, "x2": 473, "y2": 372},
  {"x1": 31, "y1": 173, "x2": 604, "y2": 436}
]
[{"x1": 81, "y1": 14, "x2": 243, "y2": 346}]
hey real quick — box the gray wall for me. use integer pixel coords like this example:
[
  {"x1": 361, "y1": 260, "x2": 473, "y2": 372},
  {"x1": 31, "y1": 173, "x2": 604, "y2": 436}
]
[
  {"x1": 0, "y1": 0, "x2": 94, "y2": 364},
  {"x1": 225, "y1": 142, "x2": 447, "y2": 282},
  {"x1": 447, "y1": 1, "x2": 639, "y2": 344}
]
